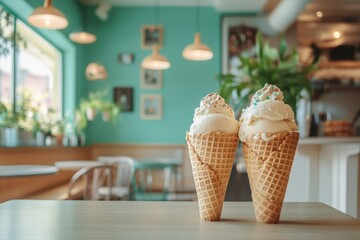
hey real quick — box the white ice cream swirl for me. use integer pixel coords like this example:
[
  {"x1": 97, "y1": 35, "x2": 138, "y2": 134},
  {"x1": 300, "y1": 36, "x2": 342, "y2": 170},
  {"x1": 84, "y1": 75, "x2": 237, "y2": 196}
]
[
  {"x1": 239, "y1": 84, "x2": 298, "y2": 142},
  {"x1": 190, "y1": 93, "x2": 239, "y2": 134}
]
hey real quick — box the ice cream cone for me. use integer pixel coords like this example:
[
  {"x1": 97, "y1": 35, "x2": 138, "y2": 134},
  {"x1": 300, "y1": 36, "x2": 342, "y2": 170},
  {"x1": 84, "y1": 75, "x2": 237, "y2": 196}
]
[
  {"x1": 186, "y1": 132, "x2": 239, "y2": 221},
  {"x1": 242, "y1": 131, "x2": 299, "y2": 223}
]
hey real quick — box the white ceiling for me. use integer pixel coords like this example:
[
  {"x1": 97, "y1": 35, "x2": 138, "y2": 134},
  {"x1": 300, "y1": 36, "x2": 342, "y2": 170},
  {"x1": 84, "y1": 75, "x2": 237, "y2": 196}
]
[
  {"x1": 81, "y1": 0, "x2": 360, "y2": 46},
  {"x1": 80, "y1": 0, "x2": 269, "y2": 12},
  {"x1": 81, "y1": 0, "x2": 360, "y2": 16}
]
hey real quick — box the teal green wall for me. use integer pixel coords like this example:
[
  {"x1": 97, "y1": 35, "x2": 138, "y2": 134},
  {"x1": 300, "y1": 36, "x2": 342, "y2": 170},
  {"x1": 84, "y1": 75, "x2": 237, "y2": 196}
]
[{"x1": 84, "y1": 7, "x2": 221, "y2": 144}]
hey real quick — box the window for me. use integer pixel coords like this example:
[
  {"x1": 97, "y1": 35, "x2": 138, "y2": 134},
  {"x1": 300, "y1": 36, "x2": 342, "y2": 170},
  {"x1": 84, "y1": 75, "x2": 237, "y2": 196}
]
[
  {"x1": 0, "y1": 7, "x2": 14, "y2": 105},
  {"x1": 0, "y1": 5, "x2": 62, "y2": 117}
]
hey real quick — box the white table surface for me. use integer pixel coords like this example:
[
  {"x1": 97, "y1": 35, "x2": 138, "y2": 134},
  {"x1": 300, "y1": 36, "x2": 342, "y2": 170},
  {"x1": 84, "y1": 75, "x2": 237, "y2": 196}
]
[
  {"x1": 0, "y1": 165, "x2": 58, "y2": 177},
  {"x1": 0, "y1": 201, "x2": 359, "y2": 240},
  {"x1": 54, "y1": 160, "x2": 103, "y2": 170}
]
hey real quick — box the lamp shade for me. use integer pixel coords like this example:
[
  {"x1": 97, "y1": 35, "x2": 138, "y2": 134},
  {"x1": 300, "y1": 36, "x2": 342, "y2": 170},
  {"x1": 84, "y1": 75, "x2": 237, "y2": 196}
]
[
  {"x1": 69, "y1": 31, "x2": 97, "y2": 44},
  {"x1": 182, "y1": 32, "x2": 213, "y2": 61},
  {"x1": 141, "y1": 45, "x2": 171, "y2": 70},
  {"x1": 85, "y1": 63, "x2": 108, "y2": 81},
  {"x1": 28, "y1": 0, "x2": 68, "y2": 30}
]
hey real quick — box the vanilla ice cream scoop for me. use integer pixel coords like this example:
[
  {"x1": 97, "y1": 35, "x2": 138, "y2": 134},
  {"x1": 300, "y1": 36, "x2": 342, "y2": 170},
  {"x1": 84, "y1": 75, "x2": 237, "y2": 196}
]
[
  {"x1": 190, "y1": 93, "x2": 239, "y2": 134},
  {"x1": 239, "y1": 84, "x2": 298, "y2": 142}
]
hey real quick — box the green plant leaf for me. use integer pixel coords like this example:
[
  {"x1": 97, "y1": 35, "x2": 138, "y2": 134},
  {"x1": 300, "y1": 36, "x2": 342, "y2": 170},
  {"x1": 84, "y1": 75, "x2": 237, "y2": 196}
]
[
  {"x1": 216, "y1": 31, "x2": 316, "y2": 116},
  {"x1": 278, "y1": 34, "x2": 287, "y2": 60}
]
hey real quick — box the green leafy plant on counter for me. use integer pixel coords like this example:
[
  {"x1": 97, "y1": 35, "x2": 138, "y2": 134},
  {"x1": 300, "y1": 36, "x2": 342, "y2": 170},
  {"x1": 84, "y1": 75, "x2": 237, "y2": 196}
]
[
  {"x1": 0, "y1": 90, "x2": 65, "y2": 146},
  {"x1": 0, "y1": 91, "x2": 38, "y2": 131},
  {"x1": 0, "y1": 101, "x2": 16, "y2": 130},
  {"x1": 32, "y1": 108, "x2": 61, "y2": 137},
  {"x1": 217, "y1": 32, "x2": 317, "y2": 117}
]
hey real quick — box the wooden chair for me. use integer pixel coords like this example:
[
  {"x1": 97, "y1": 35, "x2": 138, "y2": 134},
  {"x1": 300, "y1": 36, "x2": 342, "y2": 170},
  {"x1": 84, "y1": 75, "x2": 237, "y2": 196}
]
[
  {"x1": 97, "y1": 156, "x2": 135, "y2": 200},
  {"x1": 67, "y1": 164, "x2": 115, "y2": 200}
]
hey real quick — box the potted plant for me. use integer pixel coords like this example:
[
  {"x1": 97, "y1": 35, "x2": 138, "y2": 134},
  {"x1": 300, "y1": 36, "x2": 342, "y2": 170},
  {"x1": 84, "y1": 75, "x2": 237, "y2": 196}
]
[
  {"x1": 80, "y1": 99, "x2": 98, "y2": 121},
  {"x1": 217, "y1": 32, "x2": 316, "y2": 118},
  {"x1": 79, "y1": 91, "x2": 107, "y2": 121},
  {"x1": 74, "y1": 109, "x2": 88, "y2": 146},
  {"x1": 79, "y1": 90, "x2": 120, "y2": 122},
  {"x1": 0, "y1": 101, "x2": 15, "y2": 146},
  {"x1": 0, "y1": 101, "x2": 12, "y2": 127},
  {"x1": 66, "y1": 89, "x2": 121, "y2": 146},
  {"x1": 99, "y1": 101, "x2": 120, "y2": 122},
  {"x1": 0, "y1": 91, "x2": 39, "y2": 146},
  {"x1": 51, "y1": 119, "x2": 65, "y2": 146}
]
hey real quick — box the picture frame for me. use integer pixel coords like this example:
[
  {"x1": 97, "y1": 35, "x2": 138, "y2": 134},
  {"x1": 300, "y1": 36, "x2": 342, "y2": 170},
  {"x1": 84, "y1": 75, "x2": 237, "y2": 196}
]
[
  {"x1": 140, "y1": 94, "x2": 162, "y2": 120},
  {"x1": 113, "y1": 87, "x2": 134, "y2": 112},
  {"x1": 141, "y1": 25, "x2": 163, "y2": 49},
  {"x1": 140, "y1": 68, "x2": 162, "y2": 89},
  {"x1": 222, "y1": 16, "x2": 260, "y2": 75},
  {"x1": 118, "y1": 53, "x2": 134, "y2": 64}
]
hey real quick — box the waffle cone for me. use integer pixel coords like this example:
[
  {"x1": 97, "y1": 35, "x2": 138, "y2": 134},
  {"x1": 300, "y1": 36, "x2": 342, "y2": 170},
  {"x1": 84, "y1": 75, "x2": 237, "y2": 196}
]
[
  {"x1": 242, "y1": 131, "x2": 299, "y2": 223},
  {"x1": 186, "y1": 132, "x2": 239, "y2": 221}
]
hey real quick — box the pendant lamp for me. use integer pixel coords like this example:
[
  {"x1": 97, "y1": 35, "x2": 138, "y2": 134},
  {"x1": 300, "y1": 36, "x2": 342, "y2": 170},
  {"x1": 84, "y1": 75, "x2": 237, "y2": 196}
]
[
  {"x1": 182, "y1": 32, "x2": 213, "y2": 61},
  {"x1": 69, "y1": 31, "x2": 96, "y2": 44},
  {"x1": 85, "y1": 62, "x2": 108, "y2": 81},
  {"x1": 28, "y1": 0, "x2": 68, "y2": 30},
  {"x1": 141, "y1": 0, "x2": 170, "y2": 70},
  {"x1": 182, "y1": 0, "x2": 213, "y2": 61},
  {"x1": 69, "y1": 7, "x2": 96, "y2": 44},
  {"x1": 142, "y1": 44, "x2": 171, "y2": 70}
]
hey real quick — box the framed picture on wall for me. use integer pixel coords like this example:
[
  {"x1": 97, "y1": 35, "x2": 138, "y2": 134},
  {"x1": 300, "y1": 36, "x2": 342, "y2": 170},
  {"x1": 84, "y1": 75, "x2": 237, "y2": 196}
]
[
  {"x1": 140, "y1": 68, "x2": 162, "y2": 89},
  {"x1": 222, "y1": 16, "x2": 260, "y2": 75},
  {"x1": 113, "y1": 87, "x2": 134, "y2": 112},
  {"x1": 140, "y1": 94, "x2": 162, "y2": 120},
  {"x1": 141, "y1": 25, "x2": 163, "y2": 49},
  {"x1": 118, "y1": 53, "x2": 134, "y2": 64}
]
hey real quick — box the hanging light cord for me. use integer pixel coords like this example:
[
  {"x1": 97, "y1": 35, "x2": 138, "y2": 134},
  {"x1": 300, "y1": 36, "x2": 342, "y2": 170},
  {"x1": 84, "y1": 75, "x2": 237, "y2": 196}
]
[
  {"x1": 196, "y1": 0, "x2": 200, "y2": 32},
  {"x1": 155, "y1": 0, "x2": 159, "y2": 25},
  {"x1": 44, "y1": 0, "x2": 51, "y2": 8},
  {"x1": 83, "y1": 7, "x2": 88, "y2": 31}
]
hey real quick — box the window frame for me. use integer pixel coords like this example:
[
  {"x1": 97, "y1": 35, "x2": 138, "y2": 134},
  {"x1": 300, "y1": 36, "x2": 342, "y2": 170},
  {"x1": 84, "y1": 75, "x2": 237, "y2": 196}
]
[{"x1": 0, "y1": 4, "x2": 64, "y2": 117}]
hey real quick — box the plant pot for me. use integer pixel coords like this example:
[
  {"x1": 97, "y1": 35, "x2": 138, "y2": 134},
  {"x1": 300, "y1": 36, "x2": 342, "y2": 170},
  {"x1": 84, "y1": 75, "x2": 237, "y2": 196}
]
[
  {"x1": 77, "y1": 134, "x2": 86, "y2": 146},
  {"x1": 4, "y1": 128, "x2": 19, "y2": 147},
  {"x1": 56, "y1": 134, "x2": 64, "y2": 146},
  {"x1": 18, "y1": 130, "x2": 35, "y2": 146},
  {"x1": 0, "y1": 128, "x2": 5, "y2": 146},
  {"x1": 102, "y1": 111, "x2": 111, "y2": 122},
  {"x1": 45, "y1": 135, "x2": 57, "y2": 146},
  {"x1": 296, "y1": 90, "x2": 312, "y2": 138},
  {"x1": 36, "y1": 131, "x2": 45, "y2": 146},
  {"x1": 86, "y1": 108, "x2": 97, "y2": 121}
]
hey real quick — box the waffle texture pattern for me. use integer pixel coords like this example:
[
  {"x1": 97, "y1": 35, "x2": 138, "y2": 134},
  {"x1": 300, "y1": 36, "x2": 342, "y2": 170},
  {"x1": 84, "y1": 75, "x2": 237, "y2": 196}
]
[
  {"x1": 186, "y1": 132, "x2": 239, "y2": 221},
  {"x1": 243, "y1": 132, "x2": 299, "y2": 223}
]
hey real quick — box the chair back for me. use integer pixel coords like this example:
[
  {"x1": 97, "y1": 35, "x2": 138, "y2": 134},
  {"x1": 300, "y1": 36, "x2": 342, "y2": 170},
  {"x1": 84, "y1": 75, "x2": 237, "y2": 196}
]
[
  {"x1": 97, "y1": 156, "x2": 135, "y2": 192},
  {"x1": 68, "y1": 164, "x2": 115, "y2": 200}
]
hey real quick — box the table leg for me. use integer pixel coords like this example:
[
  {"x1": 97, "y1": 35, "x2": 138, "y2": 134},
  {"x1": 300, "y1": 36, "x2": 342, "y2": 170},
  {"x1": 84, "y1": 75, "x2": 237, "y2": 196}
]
[
  {"x1": 163, "y1": 167, "x2": 171, "y2": 194},
  {"x1": 139, "y1": 169, "x2": 148, "y2": 192},
  {"x1": 146, "y1": 169, "x2": 153, "y2": 191}
]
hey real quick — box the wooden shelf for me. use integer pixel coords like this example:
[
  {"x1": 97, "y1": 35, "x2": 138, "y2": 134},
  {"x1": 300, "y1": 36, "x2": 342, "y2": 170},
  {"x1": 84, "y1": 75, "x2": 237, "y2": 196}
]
[{"x1": 319, "y1": 61, "x2": 360, "y2": 68}]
